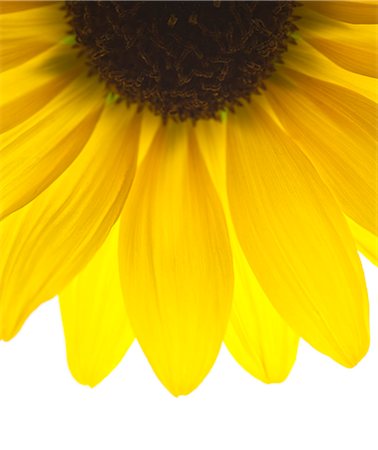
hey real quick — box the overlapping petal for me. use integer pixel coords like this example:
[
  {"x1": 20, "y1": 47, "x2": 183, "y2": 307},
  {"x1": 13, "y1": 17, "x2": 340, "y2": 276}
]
[
  {"x1": 0, "y1": 2, "x2": 67, "y2": 71},
  {"x1": 225, "y1": 241, "x2": 299, "y2": 384},
  {"x1": 284, "y1": 39, "x2": 377, "y2": 102},
  {"x1": 347, "y1": 217, "x2": 378, "y2": 267},
  {"x1": 0, "y1": 104, "x2": 140, "y2": 340},
  {"x1": 227, "y1": 102, "x2": 369, "y2": 368},
  {"x1": 60, "y1": 222, "x2": 134, "y2": 387},
  {"x1": 306, "y1": 1, "x2": 378, "y2": 25},
  {"x1": 266, "y1": 71, "x2": 377, "y2": 264},
  {"x1": 298, "y1": 8, "x2": 378, "y2": 78},
  {"x1": 0, "y1": 74, "x2": 104, "y2": 219},
  {"x1": 195, "y1": 118, "x2": 299, "y2": 383}
]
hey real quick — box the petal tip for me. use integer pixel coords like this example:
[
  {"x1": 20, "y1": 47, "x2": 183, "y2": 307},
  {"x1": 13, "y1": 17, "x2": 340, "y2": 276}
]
[{"x1": 340, "y1": 337, "x2": 370, "y2": 369}]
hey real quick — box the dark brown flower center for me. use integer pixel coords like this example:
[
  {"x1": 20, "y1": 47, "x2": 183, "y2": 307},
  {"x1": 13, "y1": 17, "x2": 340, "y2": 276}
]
[{"x1": 65, "y1": 1, "x2": 297, "y2": 122}]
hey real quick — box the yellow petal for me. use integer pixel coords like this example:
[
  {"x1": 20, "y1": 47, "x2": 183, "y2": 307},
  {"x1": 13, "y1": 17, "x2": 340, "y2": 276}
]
[
  {"x1": 0, "y1": 3, "x2": 65, "y2": 40},
  {"x1": 306, "y1": 1, "x2": 378, "y2": 24},
  {"x1": 0, "y1": 104, "x2": 140, "y2": 340},
  {"x1": 195, "y1": 118, "x2": 299, "y2": 383},
  {"x1": 347, "y1": 216, "x2": 378, "y2": 266},
  {"x1": 0, "y1": 42, "x2": 80, "y2": 109},
  {"x1": 0, "y1": 3, "x2": 67, "y2": 71},
  {"x1": 0, "y1": 75, "x2": 104, "y2": 219},
  {"x1": 0, "y1": 2, "x2": 56, "y2": 15},
  {"x1": 60, "y1": 222, "x2": 134, "y2": 387},
  {"x1": 0, "y1": 39, "x2": 56, "y2": 72},
  {"x1": 225, "y1": 241, "x2": 299, "y2": 384},
  {"x1": 195, "y1": 118, "x2": 228, "y2": 200},
  {"x1": 119, "y1": 122, "x2": 233, "y2": 396},
  {"x1": 284, "y1": 38, "x2": 377, "y2": 102},
  {"x1": 0, "y1": 62, "x2": 78, "y2": 136},
  {"x1": 298, "y1": 8, "x2": 378, "y2": 78},
  {"x1": 227, "y1": 103, "x2": 369, "y2": 368},
  {"x1": 137, "y1": 109, "x2": 162, "y2": 167},
  {"x1": 267, "y1": 72, "x2": 377, "y2": 242}
]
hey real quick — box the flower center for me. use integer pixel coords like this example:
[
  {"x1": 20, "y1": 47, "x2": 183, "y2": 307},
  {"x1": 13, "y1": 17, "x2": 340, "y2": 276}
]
[{"x1": 65, "y1": 1, "x2": 297, "y2": 122}]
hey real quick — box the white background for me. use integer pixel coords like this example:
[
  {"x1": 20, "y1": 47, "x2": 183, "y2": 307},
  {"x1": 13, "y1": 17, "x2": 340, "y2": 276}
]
[{"x1": 0, "y1": 256, "x2": 377, "y2": 450}]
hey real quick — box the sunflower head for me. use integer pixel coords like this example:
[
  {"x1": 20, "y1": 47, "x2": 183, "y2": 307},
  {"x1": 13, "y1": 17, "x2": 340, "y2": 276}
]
[
  {"x1": 65, "y1": 0, "x2": 297, "y2": 122},
  {"x1": 0, "y1": 0, "x2": 376, "y2": 397}
]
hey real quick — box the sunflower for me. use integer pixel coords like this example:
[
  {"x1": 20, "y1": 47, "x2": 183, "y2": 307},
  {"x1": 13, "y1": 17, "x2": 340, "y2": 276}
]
[{"x1": 0, "y1": 0, "x2": 377, "y2": 396}]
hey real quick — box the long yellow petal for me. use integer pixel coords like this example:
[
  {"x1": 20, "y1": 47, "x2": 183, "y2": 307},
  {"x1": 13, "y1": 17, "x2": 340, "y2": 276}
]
[
  {"x1": 0, "y1": 3, "x2": 66, "y2": 40},
  {"x1": 306, "y1": 1, "x2": 378, "y2": 24},
  {"x1": 0, "y1": 75, "x2": 104, "y2": 219},
  {"x1": 0, "y1": 65, "x2": 77, "y2": 136},
  {"x1": 0, "y1": 40, "x2": 84, "y2": 135},
  {"x1": 284, "y1": 39, "x2": 377, "y2": 102},
  {"x1": 0, "y1": 39, "x2": 55, "y2": 72},
  {"x1": 298, "y1": 8, "x2": 378, "y2": 78},
  {"x1": 227, "y1": 103, "x2": 369, "y2": 368},
  {"x1": 0, "y1": 104, "x2": 140, "y2": 340},
  {"x1": 0, "y1": 2, "x2": 56, "y2": 15},
  {"x1": 195, "y1": 118, "x2": 299, "y2": 383},
  {"x1": 60, "y1": 222, "x2": 134, "y2": 387},
  {"x1": 0, "y1": 3, "x2": 66, "y2": 71},
  {"x1": 266, "y1": 72, "x2": 377, "y2": 245},
  {"x1": 225, "y1": 241, "x2": 299, "y2": 384},
  {"x1": 119, "y1": 122, "x2": 233, "y2": 396},
  {"x1": 0, "y1": 42, "x2": 80, "y2": 110},
  {"x1": 137, "y1": 108, "x2": 162, "y2": 167}
]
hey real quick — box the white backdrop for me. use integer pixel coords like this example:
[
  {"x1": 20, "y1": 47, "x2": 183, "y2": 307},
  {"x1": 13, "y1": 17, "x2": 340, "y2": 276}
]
[{"x1": 0, "y1": 255, "x2": 377, "y2": 450}]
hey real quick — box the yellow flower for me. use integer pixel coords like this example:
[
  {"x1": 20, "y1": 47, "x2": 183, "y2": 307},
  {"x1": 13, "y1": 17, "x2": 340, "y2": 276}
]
[{"x1": 0, "y1": 1, "x2": 376, "y2": 396}]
